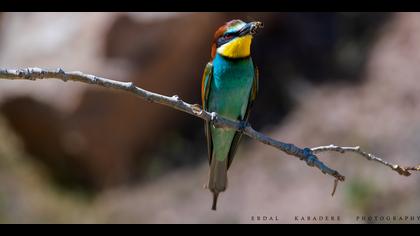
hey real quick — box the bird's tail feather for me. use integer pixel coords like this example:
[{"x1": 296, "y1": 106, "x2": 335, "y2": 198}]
[
  {"x1": 208, "y1": 158, "x2": 228, "y2": 211},
  {"x1": 212, "y1": 192, "x2": 219, "y2": 210}
]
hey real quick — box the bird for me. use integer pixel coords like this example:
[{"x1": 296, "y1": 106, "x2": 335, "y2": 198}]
[{"x1": 201, "y1": 19, "x2": 263, "y2": 210}]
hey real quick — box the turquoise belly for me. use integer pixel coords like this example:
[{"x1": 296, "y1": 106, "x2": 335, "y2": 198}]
[{"x1": 208, "y1": 54, "x2": 254, "y2": 161}]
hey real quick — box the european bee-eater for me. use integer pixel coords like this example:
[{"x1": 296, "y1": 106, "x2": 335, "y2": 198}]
[{"x1": 201, "y1": 19, "x2": 262, "y2": 210}]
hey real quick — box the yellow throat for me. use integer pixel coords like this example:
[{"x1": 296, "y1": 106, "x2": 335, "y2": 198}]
[{"x1": 216, "y1": 35, "x2": 253, "y2": 58}]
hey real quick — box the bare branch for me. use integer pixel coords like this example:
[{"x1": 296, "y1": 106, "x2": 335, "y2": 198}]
[
  {"x1": 311, "y1": 144, "x2": 420, "y2": 176},
  {"x1": 0, "y1": 67, "x2": 418, "y2": 188}
]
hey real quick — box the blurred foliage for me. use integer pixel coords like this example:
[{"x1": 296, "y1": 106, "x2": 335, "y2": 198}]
[{"x1": 345, "y1": 178, "x2": 378, "y2": 214}]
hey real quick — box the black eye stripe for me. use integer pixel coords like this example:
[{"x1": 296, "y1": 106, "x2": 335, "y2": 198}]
[
  {"x1": 216, "y1": 32, "x2": 238, "y2": 47},
  {"x1": 224, "y1": 32, "x2": 237, "y2": 38}
]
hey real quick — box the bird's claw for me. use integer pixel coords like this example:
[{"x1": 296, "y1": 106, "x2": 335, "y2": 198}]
[
  {"x1": 238, "y1": 120, "x2": 249, "y2": 132},
  {"x1": 210, "y1": 112, "x2": 217, "y2": 128},
  {"x1": 210, "y1": 112, "x2": 217, "y2": 122}
]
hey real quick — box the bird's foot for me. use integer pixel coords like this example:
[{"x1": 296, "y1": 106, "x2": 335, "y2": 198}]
[
  {"x1": 238, "y1": 120, "x2": 250, "y2": 133},
  {"x1": 210, "y1": 112, "x2": 217, "y2": 121},
  {"x1": 210, "y1": 112, "x2": 218, "y2": 128}
]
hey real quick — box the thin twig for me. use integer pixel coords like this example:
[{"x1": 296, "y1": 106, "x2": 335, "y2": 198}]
[
  {"x1": 311, "y1": 144, "x2": 420, "y2": 176},
  {"x1": 0, "y1": 68, "x2": 418, "y2": 187},
  {"x1": 331, "y1": 178, "x2": 339, "y2": 197}
]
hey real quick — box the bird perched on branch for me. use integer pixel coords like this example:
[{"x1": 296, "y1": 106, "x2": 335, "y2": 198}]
[{"x1": 201, "y1": 19, "x2": 263, "y2": 210}]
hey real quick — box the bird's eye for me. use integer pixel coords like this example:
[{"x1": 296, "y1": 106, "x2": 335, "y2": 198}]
[
  {"x1": 223, "y1": 33, "x2": 234, "y2": 40},
  {"x1": 217, "y1": 33, "x2": 235, "y2": 47}
]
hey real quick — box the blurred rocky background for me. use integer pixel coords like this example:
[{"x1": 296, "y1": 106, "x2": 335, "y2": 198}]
[{"x1": 0, "y1": 12, "x2": 419, "y2": 223}]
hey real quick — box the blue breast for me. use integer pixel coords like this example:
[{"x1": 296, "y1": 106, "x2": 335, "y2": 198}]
[{"x1": 208, "y1": 54, "x2": 254, "y2": 120}]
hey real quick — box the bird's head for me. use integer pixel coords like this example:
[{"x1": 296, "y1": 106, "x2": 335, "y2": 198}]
[{"x1": 211, "y1": 19, "x2": 263, "y2": 59}]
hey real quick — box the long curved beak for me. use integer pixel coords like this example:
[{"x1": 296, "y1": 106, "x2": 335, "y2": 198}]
[{"x1": 239, "y1": 21, "x2": 264, "y2": 36}]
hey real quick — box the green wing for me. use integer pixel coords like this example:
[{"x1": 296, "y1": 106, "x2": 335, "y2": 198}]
[
  {"x1": 202, "y1": 62, "x2": 213, "y2": 164},
  {"x1": 227, "y1": 64, "x2": 259, "y2": 169}
]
